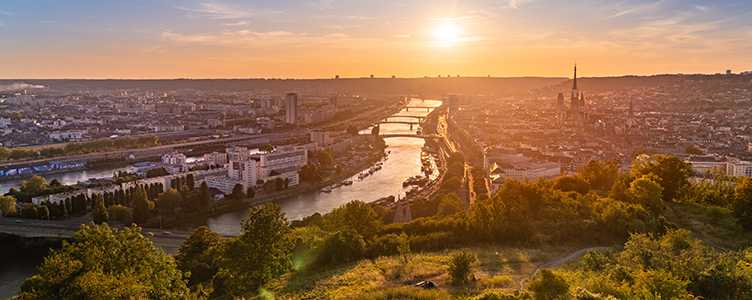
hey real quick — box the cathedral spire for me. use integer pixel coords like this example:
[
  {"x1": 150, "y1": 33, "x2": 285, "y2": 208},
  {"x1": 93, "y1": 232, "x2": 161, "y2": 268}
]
[{"x1": 572, "y1": 64, "x2": 578, "y2": 90}]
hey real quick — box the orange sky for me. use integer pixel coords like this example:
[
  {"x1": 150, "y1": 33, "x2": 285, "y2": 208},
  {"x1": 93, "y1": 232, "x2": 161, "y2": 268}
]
[{"x1": 1, "y1": 0, "x2": 750, "y2": 79}]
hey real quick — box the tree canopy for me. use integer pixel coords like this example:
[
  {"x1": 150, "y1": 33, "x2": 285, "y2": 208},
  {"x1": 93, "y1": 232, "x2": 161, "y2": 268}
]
[
  {"x1": 18, "y1": 223, "x2": 188, "y2": 300},
  {"x1": 216, "y1": 203, "x2": 294, "y2": 295}
]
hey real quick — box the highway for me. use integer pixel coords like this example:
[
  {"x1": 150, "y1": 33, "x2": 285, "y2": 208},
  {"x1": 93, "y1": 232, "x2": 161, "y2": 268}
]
[{"x1": 0, "y1": 218, "x2": 234, "y2": 248}]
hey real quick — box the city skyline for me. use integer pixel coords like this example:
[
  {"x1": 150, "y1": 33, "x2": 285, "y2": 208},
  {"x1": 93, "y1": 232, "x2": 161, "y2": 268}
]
[{"x1": 1, "y1": 0, "x2": 751, "y2": 79}]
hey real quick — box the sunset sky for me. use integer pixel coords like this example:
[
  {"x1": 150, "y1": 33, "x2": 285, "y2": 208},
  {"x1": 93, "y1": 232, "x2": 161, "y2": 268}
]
[{"x1": 1, "y1": 0, "x2": 750, "y2": 79}]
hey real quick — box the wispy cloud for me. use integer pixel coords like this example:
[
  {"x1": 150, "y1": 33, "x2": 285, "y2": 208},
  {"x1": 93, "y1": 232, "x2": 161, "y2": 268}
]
[
  {"x1": 608, "y1": 0, "x2": 666, "y2": 19},
  {"x1": 0, "y1": 10, "x2": 13, "y2": 16},
  {"x1": 307, "y1": 0, "x2": 337, "y2": 11},
  {"x1": 138, "y1": 45, "x2": 166, "y2": 55},
  {"x1": 429, "y1": 36, "x2": 489, "y2": 46},
  {"x1": 394, "y1": 34, "x2": 410, "y2": 38},
  {"x1": 431, "y1": 16, "x2": 474, "y2": 21},
  {"x1": 161, "y1": 29, "x2": 300, "y2": 45},
  {"x1": 509, "y1": 0, "x2": 534, "y2": 10},
  {"x1": 220, "y1": 20, "x2": 251, "y2": 26},
  {"x1": 177, "y1": 3, "x2": 278, "y2": 19},
  {"x1": 323, "y1": 24, "x2": 361, "y2": 30},
  {"x1": 0, "y1": 21, "x2": 4, "y2": 27}
]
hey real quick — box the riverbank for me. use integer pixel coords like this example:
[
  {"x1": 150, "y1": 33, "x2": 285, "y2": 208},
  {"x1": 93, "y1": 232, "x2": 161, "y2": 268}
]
[
  {"x1": 249, "y1": 151, "x2": 387, "y2": 207},
  {"x1": 159, "y1": 150, "x2": 388, "y2": 231}
]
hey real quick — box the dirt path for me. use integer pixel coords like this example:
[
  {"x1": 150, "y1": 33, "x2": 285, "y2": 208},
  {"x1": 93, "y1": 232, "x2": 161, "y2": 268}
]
[{"x1": 518, "y1": 246, "x2": 611, "y2": 290}]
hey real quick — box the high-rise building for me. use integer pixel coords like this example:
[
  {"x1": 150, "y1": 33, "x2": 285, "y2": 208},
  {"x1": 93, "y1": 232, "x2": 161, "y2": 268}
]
[
  {"x1": 447, "y1": 94, "x2": 459, "y2": 111},
  {"x1": 311, "y1": 131, "x2": 330, "y2": 148},
  {"x1": 285, "y1": 93, "x2": 298, "y2": 124}
]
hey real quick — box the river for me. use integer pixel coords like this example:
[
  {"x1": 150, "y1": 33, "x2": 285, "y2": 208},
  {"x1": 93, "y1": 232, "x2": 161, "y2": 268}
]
[
  {"x1": 170, "y1": 99, "x2": 442, "y2": 235},
  {"x1": 0, "y1": 99, "x2": 441, "y2": 298}
]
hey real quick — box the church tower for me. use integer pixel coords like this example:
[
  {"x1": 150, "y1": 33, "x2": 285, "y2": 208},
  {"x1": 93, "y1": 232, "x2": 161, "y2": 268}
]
[
  {"x1": 626, "y1": 97, "x2": 636, "y2": 128},
  {"x1": 570, "y1": 65, "x2": 579, "y2": 111},
  {"x1": 556, "y1": 92, "x2": 565, "y2": 123}
]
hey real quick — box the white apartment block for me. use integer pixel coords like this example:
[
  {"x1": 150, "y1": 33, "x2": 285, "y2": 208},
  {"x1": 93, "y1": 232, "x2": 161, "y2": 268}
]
[
  {"x1": 204, "y1": 151, "x2": 228, "y2": 166},
  {"x1": 162, "y1": 151, "x2": 187, "y2": 165},
  {"x1": 727, "y1": 161, "x2": 752, "y2": 177}
]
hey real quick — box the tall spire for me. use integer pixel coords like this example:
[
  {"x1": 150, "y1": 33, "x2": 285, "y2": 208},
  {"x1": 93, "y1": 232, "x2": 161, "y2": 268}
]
[
  {"x1": 629, "y1": 97, "x2": 634, "y2": 116},
  {"x1": 572, "y1": 64, "x2": 578, "y2": 90}
]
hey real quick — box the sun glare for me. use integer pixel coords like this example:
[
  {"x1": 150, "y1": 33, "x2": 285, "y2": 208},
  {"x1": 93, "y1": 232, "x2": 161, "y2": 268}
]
[{"x1": 433, "y1": 23, "x2": 461, "y2": 41}]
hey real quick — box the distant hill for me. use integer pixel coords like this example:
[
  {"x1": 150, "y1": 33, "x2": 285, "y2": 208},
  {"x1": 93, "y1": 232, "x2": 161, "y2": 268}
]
[
  {"x1": 6, "y1": 74, "x2": 747, "y2": 96},
  {"x1": 0, "y1": 77, "x2": 567, "y2": 96},
  {"x1": 547, "y1": 75, "x2": 683, "y2": 93}
]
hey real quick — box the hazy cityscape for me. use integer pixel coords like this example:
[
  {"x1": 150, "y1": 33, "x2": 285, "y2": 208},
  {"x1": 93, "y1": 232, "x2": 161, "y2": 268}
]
[{"x1": 2, "y1": 0, "x2": 752, "y2": 299}]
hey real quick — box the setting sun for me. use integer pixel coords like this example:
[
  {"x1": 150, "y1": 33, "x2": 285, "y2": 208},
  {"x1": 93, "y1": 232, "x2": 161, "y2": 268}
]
[{"x1": 433, "y1": 23, "x2": 461, "y2": 41}]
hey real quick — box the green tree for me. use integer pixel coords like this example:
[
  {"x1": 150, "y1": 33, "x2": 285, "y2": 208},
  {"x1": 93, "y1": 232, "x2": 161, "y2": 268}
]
[
  {"x1": 447, "y1": 151, "x2": 466, "y2": 168},
  {"x1": 199, "y1": 181, "x2": 210, "y2": 207},
  {"x1": 146, "y1": 167, "x2": 170, "y2": 178},
  {"x1": 732, "y1": 178, "x2": 752, "y2": 230},
  {"x1": 438, "y1": 192, "x2": 464, "y2": 216},
  {"x1": 318, "y1": 149, "x2": 334, "y2": 168},
  {"x1": 448, "y1": 248, "x2": 477, "y2": 284},
  {"x1": 259, "y1": 144, "x2": 275, "y2": 152},
  {"x1": 108, "y1": 205, "x2": 132, "y2": 224},
  {"x1": 441, "y1": 176, "x2": 463, "y2": 191},
  {"x1": 315, "y1": 230, "x2": 366, "y2": 266},
  {"x1": 323, "y1": 200, "x2": 382, "y2": 240},
  {"x1": 346, "y1": 124, "x2": 359, "y2": 136},
  {"x1": 18, "y1": 223, "x2": 188, "y2": 299},
  {"x1": 20, "y1": 175, "x2": 49, "y2": 196},
  {"x1": 627, "y1": 175, "x2": 664, "y2": 215},
  {"x1": 92, "y1": 194, "x2": 108, "y2": 224},
  {"x1": 186, "y1": 173, "x2": 195, "y2": 191},
  {"x1": 217, "y1": 203, "x2": 294, "y2": 294},
  {"x1": 685, "y1": 145, "x2": 703, "y2": 155},
  {"x1": 38, "y1": 205, "x2": 50, "y2": 220},
  {"x1": 21, "y1": 203, "x2": 37, "y2": 219},
  {"x1": 132, "y1": 185, "x2": 150, "y2": 225},
  {"x1": 553, "y1": 175, "x2": 590, "y2": 195},
  {"x1": 0, "y1": 195, "x2": 17, "y2": 216},
  {"x1": 579, "y1": 159, "x2": 620, "y2": 191},
  {"x1": 175, "y1": 226, "x2": 222, "y2": 286},
  {"x1": 527, "y1": 268, "x2": 570, "y2": 300},
  {"x1": 632, "y1": 155, "x2": 693, "y2": 202},
  {"x1": 157, "y1": 188, "x2": 182, "y2": 216},
  {"x1": 229, "y1": 184, "x2": 245, "y2": 200}
]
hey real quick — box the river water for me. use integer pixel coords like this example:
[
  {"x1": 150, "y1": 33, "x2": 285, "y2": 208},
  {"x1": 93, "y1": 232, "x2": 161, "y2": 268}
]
[
  {"x1": 170, "y1": 99, "x2": 442, "y2": 235},
  {"x1": 0, "y1": 166, "x2": 134, "y2": 195},
  {"x1": 0, "y1": 99, "x2": 441, "y2": 298}
]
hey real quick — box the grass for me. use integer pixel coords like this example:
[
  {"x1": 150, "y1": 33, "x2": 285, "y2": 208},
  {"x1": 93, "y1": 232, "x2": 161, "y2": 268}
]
[
  {"x1": 258, "y1": 244, "x2": 580, "y2": 300},
  {"x1": 665, "y1": 201, "x2": 752, "y2": 251}
]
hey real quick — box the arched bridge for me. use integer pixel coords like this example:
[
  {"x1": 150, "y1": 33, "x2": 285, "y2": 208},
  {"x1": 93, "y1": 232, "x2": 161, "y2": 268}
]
[
  {"x1": 404, "y1": 106, "x2": 436, "y2": 112},
  {"x1": 380, "y1": 134, "x2": 441, "y2": 139}
]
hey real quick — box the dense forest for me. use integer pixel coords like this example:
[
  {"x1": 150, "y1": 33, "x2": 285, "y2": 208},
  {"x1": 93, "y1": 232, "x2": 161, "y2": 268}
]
[{"x1": 13, "y1": 153, "x2": 752, "y2": 299}]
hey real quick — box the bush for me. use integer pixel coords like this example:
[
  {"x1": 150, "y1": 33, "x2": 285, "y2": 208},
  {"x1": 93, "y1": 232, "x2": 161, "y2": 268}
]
[
  {"x1": 315, "y1": 230, "x2": 366, "y2": 266},
  {"x1": 704, "y1": 206, "x2": 730, "y2": 225},
  {"x1": 448, "y1": 248, "x2": 476, "y2": 284},
  {"x1": 527, "y1": 268, "x2": 569, "y2": 300}
]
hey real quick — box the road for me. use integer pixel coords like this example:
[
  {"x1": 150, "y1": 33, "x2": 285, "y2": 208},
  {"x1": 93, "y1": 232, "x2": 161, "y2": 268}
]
[
  {"x1": 518, "y1": 246, "x2": 611, "y2": 290},
  {"x1": 0, "y1": 218, "x2": 232, "y2": 248}
]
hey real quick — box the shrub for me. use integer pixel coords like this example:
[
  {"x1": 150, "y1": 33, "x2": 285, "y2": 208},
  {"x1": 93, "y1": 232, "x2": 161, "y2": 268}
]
[{"x1": 448, "y1": 248, "x2": 476, "y2": 284}]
